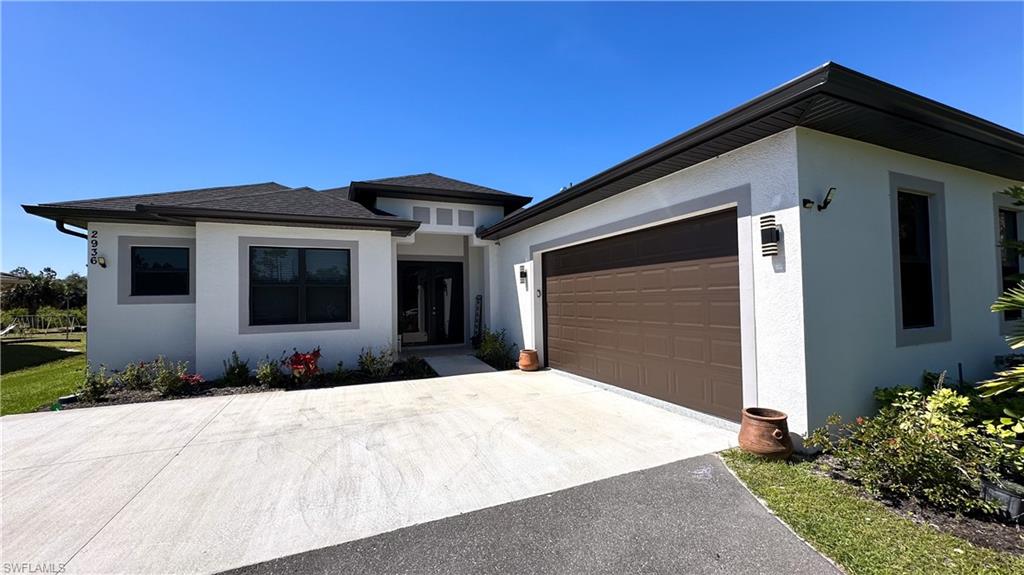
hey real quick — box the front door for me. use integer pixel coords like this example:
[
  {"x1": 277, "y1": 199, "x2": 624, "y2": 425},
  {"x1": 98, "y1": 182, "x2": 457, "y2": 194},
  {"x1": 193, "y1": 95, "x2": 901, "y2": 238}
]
[{"x1": 398, "y1": 261, "x2": 464, "y2": 346}]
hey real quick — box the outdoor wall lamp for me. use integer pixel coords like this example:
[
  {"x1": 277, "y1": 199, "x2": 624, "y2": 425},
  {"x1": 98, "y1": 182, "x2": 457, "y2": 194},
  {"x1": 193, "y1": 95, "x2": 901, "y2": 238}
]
[
  {"x1": 760, "y1": 215, "x2": 780, "y2": 257},
  {"x1": 802, "y1": 187, "x2": 838, "y2": 211},
  {"x1": 519, "y1": 265, "x2": 528, "y2": 290},
  {"x1": 96, "y1": 256, "x2": 107, "y2": 268}
]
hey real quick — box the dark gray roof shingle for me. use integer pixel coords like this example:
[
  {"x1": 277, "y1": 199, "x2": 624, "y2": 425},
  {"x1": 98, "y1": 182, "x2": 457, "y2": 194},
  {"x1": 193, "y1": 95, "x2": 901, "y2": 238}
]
[
  {"x1": 43, "y1": 182, "x2": 291, "y2": 212},
  {"x1": 361, "y1": 173, "x2": 516, "y2": 197}
]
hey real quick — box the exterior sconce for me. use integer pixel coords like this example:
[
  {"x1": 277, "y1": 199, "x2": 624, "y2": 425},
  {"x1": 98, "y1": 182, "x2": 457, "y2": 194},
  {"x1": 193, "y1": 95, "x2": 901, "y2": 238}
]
[
  {"x1": 802, "y1": 187, "x2": 838, "y2": 211},
  {"x1": 760, "y1": 216, "x2": 780, "y2": 257},
  {"x1": 519, "y1": 265, "x2": 528, "y2": 290},
  {"x1": 96, "y1": 256, "x2": 107, "y2": 268}
]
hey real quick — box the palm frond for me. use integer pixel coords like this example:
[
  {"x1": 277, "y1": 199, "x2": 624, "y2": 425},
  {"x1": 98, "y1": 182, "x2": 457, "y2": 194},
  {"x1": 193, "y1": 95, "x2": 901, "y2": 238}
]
[{"x1": 978, "y1": 365, "x2": 1024, "y2": 397}]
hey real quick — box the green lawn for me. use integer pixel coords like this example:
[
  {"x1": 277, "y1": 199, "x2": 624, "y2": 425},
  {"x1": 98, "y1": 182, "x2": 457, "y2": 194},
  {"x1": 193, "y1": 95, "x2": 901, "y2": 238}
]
[
  {"x1": 721, "y1": 449, "x2": 1024, "y2": 575},
  {"x1": 1, "y1": 335, "x2": 86, "y2": 415}
]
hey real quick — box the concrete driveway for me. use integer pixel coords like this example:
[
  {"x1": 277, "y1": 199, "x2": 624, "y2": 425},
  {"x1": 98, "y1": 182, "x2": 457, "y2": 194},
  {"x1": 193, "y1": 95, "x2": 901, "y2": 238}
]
[{"x1": 1, "y1": 370, "x2": 736, "y2": 574}]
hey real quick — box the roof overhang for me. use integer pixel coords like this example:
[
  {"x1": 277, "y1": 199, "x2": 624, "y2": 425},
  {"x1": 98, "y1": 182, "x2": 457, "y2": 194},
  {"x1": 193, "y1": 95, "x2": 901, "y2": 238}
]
[
  {"x1": 22, "y1": 204, "x2": 421, "y2": 237},
  {"x1": 479, "y1": 62, "x2": 1024, "y2": 240},
  {"x1": 348, "y1": 181, "x2": 532, "y2": 215}
]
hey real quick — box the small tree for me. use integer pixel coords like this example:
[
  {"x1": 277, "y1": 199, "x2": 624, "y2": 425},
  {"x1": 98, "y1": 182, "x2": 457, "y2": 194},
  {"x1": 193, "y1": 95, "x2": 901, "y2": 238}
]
[{"x1": 979, "y1": 185, "x2": 1024, "y2": 397}]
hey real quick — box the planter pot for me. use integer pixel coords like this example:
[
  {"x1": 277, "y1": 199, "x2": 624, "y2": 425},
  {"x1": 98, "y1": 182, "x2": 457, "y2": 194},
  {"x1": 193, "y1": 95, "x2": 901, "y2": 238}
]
[
  {"x1": 518, "y1": 349, "x2": 540, "y2": 371},
  {"x1": 738, "y1": 407, "x2": 793, "y2": 460},
  {"x1": 982, "y1": 477, "x2": 1024, "y2": 523}
]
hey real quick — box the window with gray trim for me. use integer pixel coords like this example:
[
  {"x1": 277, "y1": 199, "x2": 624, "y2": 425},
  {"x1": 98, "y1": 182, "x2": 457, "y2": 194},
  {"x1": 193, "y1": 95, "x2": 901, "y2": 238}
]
[
  {"x1": 889, "y1": 172, "x2": 950, "y2": 346},
  {"x1": 131, "y1": 246, "x2": 189, "y2": 296},
  {"x1": 249, "y1": 247, "x2": 351, "y2": 325}
]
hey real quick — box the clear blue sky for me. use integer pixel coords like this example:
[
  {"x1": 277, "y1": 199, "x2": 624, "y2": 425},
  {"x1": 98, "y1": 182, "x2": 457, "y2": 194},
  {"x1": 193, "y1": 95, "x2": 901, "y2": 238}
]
[{"x1": 3, "y1": 2, "x2": 1022, "y2": 276}]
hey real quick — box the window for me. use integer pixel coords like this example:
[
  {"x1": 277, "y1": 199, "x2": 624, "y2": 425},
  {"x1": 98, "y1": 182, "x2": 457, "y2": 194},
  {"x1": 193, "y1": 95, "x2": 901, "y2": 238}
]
[
  {"x1": 890, "y1": 172, "x2": 949, "y2": 346},
  {"x1": 897, "y1": 191, "x2": 935, "y2": 329},
  {"x1": 249, "y1": 247, "x2": 351, "y2": 325},
  {"x1": 131, "y1": 247, "x2": 189, "y2": 296},
  {"x1": 999, "y1": 208, "x2": 1022, "y2": 321}
]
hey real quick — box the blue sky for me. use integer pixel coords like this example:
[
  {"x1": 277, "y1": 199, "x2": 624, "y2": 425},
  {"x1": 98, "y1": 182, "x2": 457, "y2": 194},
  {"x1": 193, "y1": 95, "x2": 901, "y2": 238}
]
[{"x1": 3, "y1": 2, "x2": 1022, "y2": 276}]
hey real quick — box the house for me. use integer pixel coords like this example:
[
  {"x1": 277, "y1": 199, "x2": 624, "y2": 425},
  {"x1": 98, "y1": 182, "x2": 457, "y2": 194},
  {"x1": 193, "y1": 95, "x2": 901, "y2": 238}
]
[{"x1": 23, "y1": 63, "x2": 1024, "y2": 434}]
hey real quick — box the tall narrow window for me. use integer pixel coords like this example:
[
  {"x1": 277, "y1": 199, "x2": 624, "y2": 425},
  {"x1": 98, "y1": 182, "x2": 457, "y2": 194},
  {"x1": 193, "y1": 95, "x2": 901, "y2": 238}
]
[
  {"x1": 249, "y1": 246, "x2": 351, "y2": 325},
  {"x1": 131, "y1": 247, "x2": 189, "y2": 296},
  {"x1": 999, "y1": 208, "x2": 1022, "y2": 321},
  {"x1": 897, "y1": 191, "x2": 935, "y2": 329}
]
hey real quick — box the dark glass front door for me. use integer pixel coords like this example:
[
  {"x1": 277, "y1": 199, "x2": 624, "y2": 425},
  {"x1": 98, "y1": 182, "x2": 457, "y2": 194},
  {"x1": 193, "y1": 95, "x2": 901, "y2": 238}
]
[{"x1": 398, "y1": 261, "x2": 464, "y2": 346}]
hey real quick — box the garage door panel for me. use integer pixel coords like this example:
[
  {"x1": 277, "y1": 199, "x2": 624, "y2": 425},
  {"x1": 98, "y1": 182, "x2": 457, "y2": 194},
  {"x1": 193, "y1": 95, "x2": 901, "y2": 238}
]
[{"x1": 543, "y1": 208, "x2": 742, "y2": 422}]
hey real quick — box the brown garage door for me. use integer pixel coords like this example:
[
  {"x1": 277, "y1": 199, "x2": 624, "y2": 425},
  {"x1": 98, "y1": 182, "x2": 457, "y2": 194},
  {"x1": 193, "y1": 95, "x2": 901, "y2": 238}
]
[{"x1": 543, "y1": 209, "x2": 742, "y2": 421}]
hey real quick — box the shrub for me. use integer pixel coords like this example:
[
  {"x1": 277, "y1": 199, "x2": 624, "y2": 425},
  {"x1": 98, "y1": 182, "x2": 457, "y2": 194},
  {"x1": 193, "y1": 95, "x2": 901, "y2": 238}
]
[
  {"x1": 282, "y1": 347, "x2": 322, "y2": 385},
  {"x1": 358, "y1": 345, "x2": 397, "y2": 380},
  {"x1": 78, "y1": 363, "x2": 113, "y2": 402},
  {"x1": 116, "y1": 360, "x2": 156, "y2": 391},
  {"x1": 392, "y1": 356, "x2": 436, "y2": 380},
  {"x1": 476, "y1": 328, "x2": 517, "y2": 370},
  {"x1": 221, "y1": 351, "x2": 251, "y2": 387},
  {"x1": 807, "y1": 384, "x2": 1002, "y2": 515},
  {"x1": 255, "y1": 355, "x2": 285, "y2": 388},
  {"x1": 150, "y1": 356, "x2": 203, "y2": 397}
]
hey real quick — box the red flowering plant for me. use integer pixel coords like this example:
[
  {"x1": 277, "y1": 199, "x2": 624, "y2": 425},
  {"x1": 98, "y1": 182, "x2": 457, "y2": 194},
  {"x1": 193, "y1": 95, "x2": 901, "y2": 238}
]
[{"x1": 283, "y1": 347, "x2": 322, "y2": 384}]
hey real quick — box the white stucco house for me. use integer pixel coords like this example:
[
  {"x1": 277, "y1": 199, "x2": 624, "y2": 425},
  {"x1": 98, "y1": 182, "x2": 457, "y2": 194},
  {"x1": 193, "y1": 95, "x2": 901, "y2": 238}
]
[{"x1": 24, "y1": 63, "x2": 1024, "y2": 433}]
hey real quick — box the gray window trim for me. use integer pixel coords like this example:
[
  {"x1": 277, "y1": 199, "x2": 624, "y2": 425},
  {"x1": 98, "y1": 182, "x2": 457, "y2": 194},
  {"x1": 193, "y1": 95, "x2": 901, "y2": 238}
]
[
  {"x1": 117, "y1": 236, "x2": 196, "y2": 305},
  {"x1": 994, "y1": 193, "x2": 1024, "y2": 336},
  {"x1": 889, "y1": 172, "x2": 951, "y2": 347},
  {"x1": 238, "y1": 237, "x2": 360, "y2": 334}
]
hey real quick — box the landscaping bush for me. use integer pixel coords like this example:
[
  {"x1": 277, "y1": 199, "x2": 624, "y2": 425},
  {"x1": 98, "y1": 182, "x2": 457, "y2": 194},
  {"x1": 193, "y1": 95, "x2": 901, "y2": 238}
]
[
  {"x1": 221, "y1": 351, "x2": 251, "y2": 387},
  {"x1": 282, "y1": 347, "x2": 321, "y2": 385},
  {"x1": 392, "y1": 356, "x2": 436, "y2": 380},
  {"x1": 149, "y1": 356, "x2": 203, "y2": 397},
  {"x1": 475, "y1": 327, "x2": 517, "y2": 370},
  {"x1": 78, "y1": 363, "x2": 113, "y2": 402},
  {"x1": 255, "y1": 355, "x2": 285, "y2": 388},
  {"x1": 807, "y1": 383, "x2": 1003, "y2": 515},
  {"x1": 358, "y1": 345, "x2": 397, "y2": 380},
  {"x1": 115, "y1": 360, "x2": 157, "y2": 391},
  {"x1": 0, "y1": 307, "x2": 28, "y2": 328}
]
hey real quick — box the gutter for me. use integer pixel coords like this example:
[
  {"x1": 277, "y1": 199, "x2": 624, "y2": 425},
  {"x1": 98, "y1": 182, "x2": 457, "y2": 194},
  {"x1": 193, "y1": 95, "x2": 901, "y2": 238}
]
[
  {"x1": 134, "y1": 205, "x2": 422, "y2": 237},
  {"x1": 56, "y1": 221, "x2": 88, "y2": 239}
]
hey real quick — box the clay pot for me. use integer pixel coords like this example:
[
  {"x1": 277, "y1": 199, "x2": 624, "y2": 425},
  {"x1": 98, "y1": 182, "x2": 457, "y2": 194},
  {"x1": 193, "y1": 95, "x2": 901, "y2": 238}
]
[
  {"x1": 738, "y1": 407, "x2": 793, "y2": 460},
  {"x1": 518, "y1": 349, "x2": 540, "y2": 371}
]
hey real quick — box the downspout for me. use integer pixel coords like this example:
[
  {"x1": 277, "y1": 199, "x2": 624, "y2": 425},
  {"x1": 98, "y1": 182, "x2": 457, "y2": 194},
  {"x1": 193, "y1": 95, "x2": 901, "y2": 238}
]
[{"x1": 56, "y1": 220, "x2": 88, "y2": 239}]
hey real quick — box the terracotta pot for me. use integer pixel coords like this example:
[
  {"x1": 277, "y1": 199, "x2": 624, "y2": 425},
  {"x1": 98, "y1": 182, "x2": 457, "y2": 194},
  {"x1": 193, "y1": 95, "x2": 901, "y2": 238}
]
[
  {"x1": 738, "y1": 407, "x2": 793, "y2": 460},
  {"x1": 518, "y1": 349, "x2": 540, "y2": 371}
]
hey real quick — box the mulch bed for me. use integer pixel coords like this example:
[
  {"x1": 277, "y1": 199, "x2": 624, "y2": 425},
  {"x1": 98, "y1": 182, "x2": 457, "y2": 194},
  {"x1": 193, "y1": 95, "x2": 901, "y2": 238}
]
[
  {"x1": 38, "y1": 383, "x2": 273, "y2": 412},
  {"x1": 805, "y1": 454, "x2": 1024, "y2": 554},
  {"x1": 37, "y1": 358, "x2": 438, "y2": 412}
]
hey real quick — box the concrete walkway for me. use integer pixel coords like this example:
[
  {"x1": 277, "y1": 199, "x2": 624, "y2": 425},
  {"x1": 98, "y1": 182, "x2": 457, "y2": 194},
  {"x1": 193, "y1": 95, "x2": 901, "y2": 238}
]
[
  {"x1": 1, "y1": 370, "x2": 737, "y2": 574},
  {"x1": 422, "y1": 353, "x2": 496, "y2": 376},
  {"x1": 224, "y1": 455, "x2": 840, "y2": 575}
]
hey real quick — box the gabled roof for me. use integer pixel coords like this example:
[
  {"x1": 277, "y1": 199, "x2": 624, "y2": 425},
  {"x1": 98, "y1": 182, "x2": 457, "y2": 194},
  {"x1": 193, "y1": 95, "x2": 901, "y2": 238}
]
[
  {"x1": 337, "y1": 173, "x2": 532, "y2": 215},
  {"x1": 479, "y1": 61, "x2": 1024, "y2": 240},
  {"x1": 23, "y1": 182, "x2": 420, "y2": 236}
]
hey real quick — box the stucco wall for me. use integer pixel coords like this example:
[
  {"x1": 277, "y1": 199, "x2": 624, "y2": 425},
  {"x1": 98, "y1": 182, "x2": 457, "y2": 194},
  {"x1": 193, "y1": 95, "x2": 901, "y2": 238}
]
[
  {"x1": 85, "y1": 222, "x2": 197, "y2": 370},
  {"x1": 797, "y1": 128, "x2": 1024, "y2": 427},
  {"x1": 396, "y1": 233, "x2": 464, "y2": 257},
  {"x1": 491, "y1": 130, "x2": 810, "y2": 431},
  {"x1": 193, "y1": 222, "x2": 394, "y2": 377},
  {"x1": 376, "y1": 197, "x2": 505, "y2": 233}
]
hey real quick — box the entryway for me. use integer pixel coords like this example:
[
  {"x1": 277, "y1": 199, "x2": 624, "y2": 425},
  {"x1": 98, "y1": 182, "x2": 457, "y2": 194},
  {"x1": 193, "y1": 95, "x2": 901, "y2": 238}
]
[{"x1": 398, "y1": 260, "x2": 465, "y2": 346}]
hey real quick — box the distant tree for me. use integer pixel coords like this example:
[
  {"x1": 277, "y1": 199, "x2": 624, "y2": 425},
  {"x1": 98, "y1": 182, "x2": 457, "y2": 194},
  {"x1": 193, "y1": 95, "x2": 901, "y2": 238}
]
[{"x1": 1, "y1": 267, "x2": 84, "y2": 314}]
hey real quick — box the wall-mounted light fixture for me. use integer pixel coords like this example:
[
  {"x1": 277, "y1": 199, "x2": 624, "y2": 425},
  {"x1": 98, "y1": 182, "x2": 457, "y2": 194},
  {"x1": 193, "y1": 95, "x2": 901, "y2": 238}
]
[
  {"x1": 519, "y1": 265, "x2": 528, "y2": 290},
  {"x1": 760, "y1": 215, "x2": 781, "y2": 257},
  {"x1": 802, "y1": 187, "x2": 838, "y2": 211},
  {"x1": 96, "y1": 256, "x2": 107, "y2": 268}
]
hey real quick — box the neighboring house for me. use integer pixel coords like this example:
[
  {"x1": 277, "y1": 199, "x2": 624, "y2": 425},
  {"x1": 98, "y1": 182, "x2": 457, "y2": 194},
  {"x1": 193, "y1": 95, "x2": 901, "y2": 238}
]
[
  {"x1": 0, "y1": 272, "x2": 29, "y2": 291},
  {"x1": 23, "y1": 63, "x2": 1024, "y2": 433}
]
